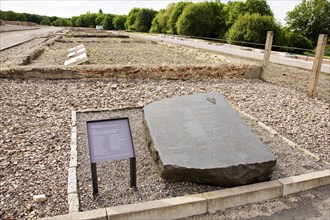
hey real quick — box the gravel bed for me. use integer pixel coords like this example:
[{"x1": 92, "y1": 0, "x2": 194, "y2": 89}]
[
  {"x1": 29, "y1": 37, "x2": 221, "y2": 66},
  {"x1": 0, "y1": 76, "x2": 329, "y2": 219},
  {"x1": 76, "y1": 107, "x2": 328, "y2": 211},
  {"x1": 0, "y1": 37, "x2": 47, "y2": 67}
]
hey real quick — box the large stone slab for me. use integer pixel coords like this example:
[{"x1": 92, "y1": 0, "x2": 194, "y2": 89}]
[{"x1": 143, "y1": 92, "x2": 276, "y2": 187}]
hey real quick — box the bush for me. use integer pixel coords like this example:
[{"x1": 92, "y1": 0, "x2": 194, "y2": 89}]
[
  {"x1": 113, "y1": 15, "x2": 127, "y2": 30},
  {"x1": 226, "y1": 13, "x2": 281, "y2": 46},
  {"x1": 176, "y1": 2, "x2": 226, "y2": 38}
]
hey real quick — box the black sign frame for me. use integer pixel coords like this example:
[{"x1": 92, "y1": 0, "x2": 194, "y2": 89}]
[{"x1": 86, "y1": 117, "x2": 137, "y2": 195}]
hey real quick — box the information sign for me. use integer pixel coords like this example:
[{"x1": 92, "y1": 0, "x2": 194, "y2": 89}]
[{"x1": 86, "y1": 117, "x2": 136, "y2": 195}]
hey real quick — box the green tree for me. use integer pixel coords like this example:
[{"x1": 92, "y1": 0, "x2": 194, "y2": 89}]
[
  {"x1": 70, "y1": 16, "x2": 78, "y2": 27},
  {"x1": 83, "y1": 13, "x2": 97, "y2": 28},
  {"x1": 176, "y1": 1, "x2": 226, "y2": 38},
  {"x1": 52, "y1": 18, "x2": 70, "y2": 27},
  {"x1": 285, "y1": 0, "x2": 330, "y2": 45},
  {"x1": 167, "y1": 2, "x2": 192, "y2": 34},
  {"x1": 95, "y1": 14, "x2": 106, "y2": 25},
  {"x1": 134, "y1": 8, "x2": 157, "y2": 32},
  {"x1": 4, "y1": 11, "x2": 18, "y2": 21},
  {"x1": 103, "y1": 14, "x2": 115, "y2": 30},
  {"x1": 150, "y1": 3, "x2": 177, "y2": 33},
  {"x1": 224, "y1": 0, "x2": 273, "y2": 28},
  {"x1": 150, "y1": 9, "x2": 167, "y2": 33},
  {"x1": 75, "y1": 16, "x2": 85, "y2": 27},
  {"x1": 226, "y1": 13, "x2": 281, "y2": 45},
  {"x1": 223, "y1": 1, "x2": 246, "y2": 27},
  {"x1": 17, "y1": 13, "x2": 27, "y2": 21},
  {"x1": 99, "y1": 9, "x2": 103, "y2": 14},
  {"x1": 113, "y1": 15, "x2": 127, "y2": 30},
  {"x1": 40, "y1": 18, "x2": 51, "y2": 26},
  {"x1": 281, "y1": 27, "x2": 313, "y2": 53},
  {"x1": 245, "y1": 0, "x2": 273, "y2": 16},
  {"x1": 125, "y1": 8, "x2": 141, "y2": 30}
]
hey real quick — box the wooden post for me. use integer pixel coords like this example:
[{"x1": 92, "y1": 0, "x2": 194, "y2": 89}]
[
  {"x1": 261, "y1": 31, "x2": 274, "y2": 81},
  {"x1": 307, "y1": 34, "x2": 327, "y2": 98}
]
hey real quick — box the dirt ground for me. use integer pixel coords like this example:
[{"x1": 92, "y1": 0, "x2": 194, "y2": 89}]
[{"x1": 0, "y1": 28, "x2": 329, "y2": 219}]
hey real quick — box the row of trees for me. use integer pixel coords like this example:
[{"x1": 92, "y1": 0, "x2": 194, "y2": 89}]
[
  {"x1": 1, "y1": 0, "x2": 329, "y2": 52},
  {"x1": 148, "y1": 0, "x2": 329, "y2": 51},
  {"x1": 0, "y1": 9, "x2": 127, "y2": 30},
  {"x1": 0, "y1": 10, "x2": 62, "y2": 26}
]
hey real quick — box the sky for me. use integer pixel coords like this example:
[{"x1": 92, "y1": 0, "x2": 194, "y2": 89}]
[{"x1": 0, "y1": 0, "x2": 302, "y2": 25}]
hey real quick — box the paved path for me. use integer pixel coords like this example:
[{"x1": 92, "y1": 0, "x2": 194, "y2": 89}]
[
  {"x1": 131, "y1": 33, "x2": 330, "y2": 74},
  {"x1": 183, "y1": 185, "x2": 330, "y2": 219},
  {"x1": 0, "y1": 27, "x2": 63, "y2": 50}
]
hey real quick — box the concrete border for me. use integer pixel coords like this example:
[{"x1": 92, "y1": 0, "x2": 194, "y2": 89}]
[
  {"x1": 44, "y1": 170, "x2": 329, "y2": 220},
  {"x1": 67, "y1": 110, "x2": 79, "y2": 213}
]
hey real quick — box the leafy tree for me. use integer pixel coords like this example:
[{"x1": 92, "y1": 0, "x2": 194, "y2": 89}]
[
  {"x1": 125, "y1": 8, "x2": 141, "y2": 30},
  {"x1": 0, "y1": 11, "x2": 5, "y2": 20},
  {"x1": 40, "y1": 18, "x2": 51, "y2": 26},
  {"x1": 285, "y1": 0, "x2": 330, "y2": 45},
  {"x1": 226, "y1": 13, "x2": 281, "y2": 45},
  {"x1": 150, "y1": 9, "x2": 168, "y2": 33},
  {"x1": 134, "y1": 8, "x2": 157, "y2": 32},
  {"x1": 280, "y1": 28, "x2": 313, "y2": 53},
  {"x1": 176, "y1": 1, "x2": 226, "y2": 38},
  {"x1": 70, "y1": 16, "x2": 78, "y2": 27},
  {"x1": 224, "y1": 0, "x2": 273, "y2": 28},
  {"x1": 103, "y1": 14, "x2": 115, "y2": 30},
  {"x1": 83, "y1": 13, "x2": 97, "y2": 28},
  {"x1": 95, "y1": 14, "x2": 106, "y2": 25},
  {"x1": 167, "y1": 2, "x2": 192, "y2": 34},
  {"x1": 99, "y1": 9, "x2": 103, "y2": 14},
  {"x1": 150, "y1": 3, "x2": 176, "y2": 33},
  {"x1": 23, "y1": 13, "x2": 43, "y2": 24},
  {"x1": 223, "y1": 1, "x2": 246, "y2": 27},
  {"x1": 17, "y1": 13, "x2": 27, "y2": 21},
  {"x1": 75, "y1": 16, "x2": 85, "y2": 27},
  {"x1": 4, "y1": 11, "x2": 19, "y2": 21},
  {"x1": 245, "y1": 0, "x2": 273, "y2": 16},
  {"x1": 113, "y1": 15, "x2": 127, "y2": 30},
  {"x1": 52, "y1": 18, "x2": 70, "y2": 27}
]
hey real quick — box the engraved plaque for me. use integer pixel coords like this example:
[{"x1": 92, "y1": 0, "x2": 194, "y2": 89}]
[{"x1": 87, "y1": 118, "x2": 135, "y2": 163}]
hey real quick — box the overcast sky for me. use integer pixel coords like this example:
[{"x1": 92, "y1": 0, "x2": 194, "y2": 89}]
[{"x1": 0, "y1": 0, "x2": 302, "y2": 25}]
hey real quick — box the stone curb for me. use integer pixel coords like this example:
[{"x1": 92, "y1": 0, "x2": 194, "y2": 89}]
[
  {"x1": 42, "y1": 170, "x2": 329, "y2": 220},
  {"x1": 67, "y1": 111, "x2": 79, "y2": 213}
]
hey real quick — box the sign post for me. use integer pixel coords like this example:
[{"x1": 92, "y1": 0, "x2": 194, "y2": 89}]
[{"x1": 86, "y1": 117, "x2": 137, "y2": 195}]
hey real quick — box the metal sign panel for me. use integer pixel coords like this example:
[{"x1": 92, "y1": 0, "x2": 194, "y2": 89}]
[{"x1": 87, "y1": 118, "x2": 135, "y2": 163}]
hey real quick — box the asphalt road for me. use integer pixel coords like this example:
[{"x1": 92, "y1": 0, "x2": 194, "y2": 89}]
[
  {"x1": 0, "y1": 26, "x2": 63, "y2": 50},
  {"x1": 133, "y1": 33, "x2": 330, "y2": 74}
]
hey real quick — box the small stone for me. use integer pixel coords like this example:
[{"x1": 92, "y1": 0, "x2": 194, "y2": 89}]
[
  {"x1": 111, "y1": 84, "x2": 118, "y2": 89},
  {"x1": 26, "y1": 203, "x2": 33, "y2": 212},
  {"x1": 33, "y1": 194, "x2": 47, "y2": 203}
]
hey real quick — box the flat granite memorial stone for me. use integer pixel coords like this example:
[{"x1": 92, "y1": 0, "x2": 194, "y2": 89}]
[{"x1": 143, "y1": 92, "x2": 277, "y2": 187}]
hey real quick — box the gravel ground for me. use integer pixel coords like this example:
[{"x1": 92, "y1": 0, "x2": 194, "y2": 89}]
[
  {"x1": 0, "y1": 37, "x2": 48, "y2": 67},
  {"x1": 0, "y1": 77, "x2": 329, "y2": 219},
  {"x1": 29, "y1": 37, "x2": 223, "y2": 66},
  {"x1": 76, "y1": 106, "x2": 328, "y2": 211}
]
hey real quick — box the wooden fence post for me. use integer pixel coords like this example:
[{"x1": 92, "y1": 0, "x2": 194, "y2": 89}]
[
  {"x1": 307, "y1": 34, "x2": 327, "y2": 98},
  {"x1": 261, "y1": 31, "x2": 274, "y2": 81}
]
